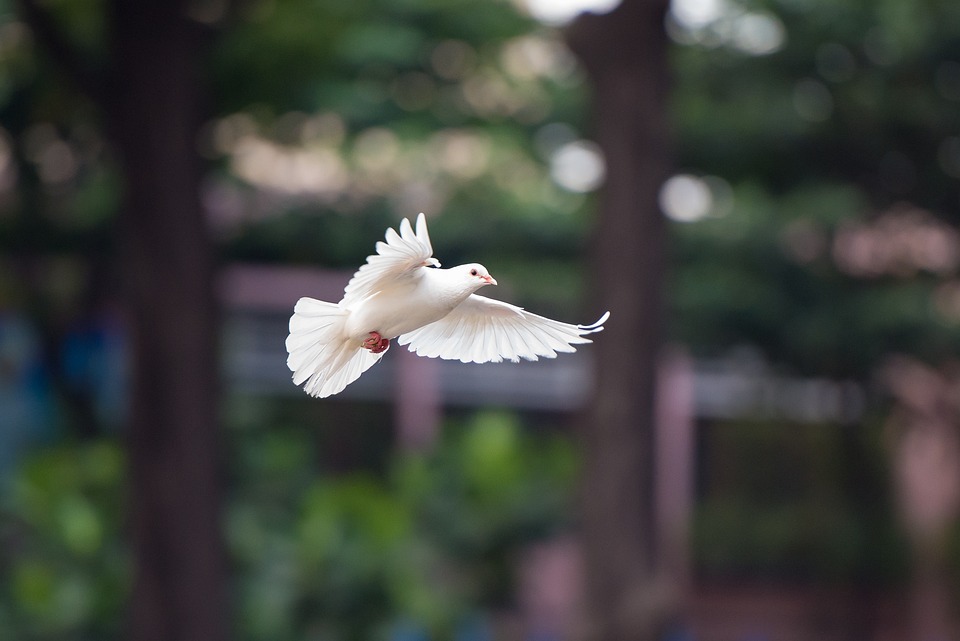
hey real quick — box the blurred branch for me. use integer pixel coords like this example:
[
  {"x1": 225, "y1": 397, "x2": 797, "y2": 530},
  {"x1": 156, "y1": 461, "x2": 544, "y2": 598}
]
[{"x1": 14, "y1": 0, "x2": 105, "y2": 104}]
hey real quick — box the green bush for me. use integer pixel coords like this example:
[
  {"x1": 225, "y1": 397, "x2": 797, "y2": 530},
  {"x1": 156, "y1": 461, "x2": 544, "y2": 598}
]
[
  {"x1": 0, "y1": 410, "x2": 576, "y2": 640},
  {"x1": 0, "y1": 441, "x2": 128, "y2": 641}
]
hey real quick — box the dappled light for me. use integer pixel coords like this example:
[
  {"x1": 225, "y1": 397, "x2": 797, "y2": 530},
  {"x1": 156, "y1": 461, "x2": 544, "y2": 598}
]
[
  {"x1": 192, "y1": 29, "x2": 588, "y2": 231},
  {"x1": 204, "y1": 113, "x2": 591, "y2": 226},
  {"x1": 668, "y1": 0, "x2": 785, "y2": 55},
  {"x1": 659, "y1": 173, "x2": 732, "y2": 222},
  {"x1": 231, "y1": 133, "x2": 350, "y2": 196},
  {"x1": 549, "y1": 139, "x2": 605, "y2": 193},
  {"x1": 518, "y1": 0, "x2": 621, "y2": 25},
  {"x1": 4, "y1": 0, "x2": 960, "y2": 639},
  {"x1": 832, "y1": 205, "x2": 960, "y2": 278}
]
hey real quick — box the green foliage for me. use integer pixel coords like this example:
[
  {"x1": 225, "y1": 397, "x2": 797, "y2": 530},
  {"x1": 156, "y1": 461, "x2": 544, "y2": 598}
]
[
  {"x1": 0, "y1": 412, "x2": 576, "y2": 641},
  {"x1": 203, "y1": 0, "x2": 594, "y2": 308},
  {"x1": 226, "y1": 408, "x2": 576, "y2": 641},
  {"x1": 0, "y1": 441, "x2": 127, "y2": 640},
  {"x1": 5, "y1": 0, "x2": 960, "y2": 624},
  {"x1": 669, "y1": 0, "x2": 960, "y2": 376},
  {"x1": 394, "y1": 412, "x2": 576, "y2": 606}
]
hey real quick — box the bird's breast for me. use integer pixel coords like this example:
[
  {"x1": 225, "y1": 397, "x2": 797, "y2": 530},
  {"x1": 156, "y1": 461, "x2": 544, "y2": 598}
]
[{"x1": 344, "y1": 286, "x2": 456, "y2": 340}]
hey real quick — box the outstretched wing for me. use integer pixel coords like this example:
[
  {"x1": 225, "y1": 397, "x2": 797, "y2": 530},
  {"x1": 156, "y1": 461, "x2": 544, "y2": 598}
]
[
  {"x1": 341, "y1": 213, "x2": 438, "y2": 307},
  {"x1": 398, "y1": 295, "x2": 609, "y2": 364}
]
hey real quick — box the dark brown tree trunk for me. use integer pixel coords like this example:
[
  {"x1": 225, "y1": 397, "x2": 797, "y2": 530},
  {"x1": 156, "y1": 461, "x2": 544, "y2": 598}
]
[
  {"x1": 14, "y1": 1, "x2": 227, "y2": 637},
  {"x1": 107, "y1": 3, "x2": 227, "y2": 641},
  {"x1": 566, "y1": 1, "x2": 672, "y2": 640}
]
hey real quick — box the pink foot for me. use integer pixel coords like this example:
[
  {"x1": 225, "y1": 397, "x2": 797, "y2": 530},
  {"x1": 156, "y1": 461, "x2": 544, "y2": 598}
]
[{"x1": 362, "y1": 331, "x2": 390, "y2": 354}]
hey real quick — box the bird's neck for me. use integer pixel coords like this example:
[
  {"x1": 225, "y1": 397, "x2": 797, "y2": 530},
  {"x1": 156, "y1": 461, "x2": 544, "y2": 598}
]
[{"x1": 423, "y1": 267, "x2": 481, "y2": 307}]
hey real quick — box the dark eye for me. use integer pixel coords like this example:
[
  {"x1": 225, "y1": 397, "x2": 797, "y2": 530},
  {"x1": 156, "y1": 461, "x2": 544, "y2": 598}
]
[{"x1": 470, "y1": 268, "x2": 478, "y2": 276}]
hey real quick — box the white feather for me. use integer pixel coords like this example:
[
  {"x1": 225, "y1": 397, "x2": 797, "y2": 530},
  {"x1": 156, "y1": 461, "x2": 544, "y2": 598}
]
[
  {"x1": 285, "y1": 213, "x2": 609, "y2": 398},
  {"x1": 398, "y1": 296, "x2": 607, "y2": 365},
  {"x1": 285, "y1": 297, "x2": 385, "y2": 397}
]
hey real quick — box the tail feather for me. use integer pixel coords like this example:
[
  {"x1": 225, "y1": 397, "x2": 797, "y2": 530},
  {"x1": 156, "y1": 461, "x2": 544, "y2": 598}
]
[{"x1": 286, "y1": 297, "x2": 386, "y2": 398}]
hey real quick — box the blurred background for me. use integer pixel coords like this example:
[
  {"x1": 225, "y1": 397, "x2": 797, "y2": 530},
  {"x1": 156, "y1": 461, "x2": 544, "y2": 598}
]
[{"x1": 2, "y1": 0, "x2": 960, "y2": 639}]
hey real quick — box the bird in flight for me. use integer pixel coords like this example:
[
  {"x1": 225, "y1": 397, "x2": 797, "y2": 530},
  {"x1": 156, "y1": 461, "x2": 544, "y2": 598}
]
[{"x1": 286, "y1": 213, "x2": 609, "y2": 398}]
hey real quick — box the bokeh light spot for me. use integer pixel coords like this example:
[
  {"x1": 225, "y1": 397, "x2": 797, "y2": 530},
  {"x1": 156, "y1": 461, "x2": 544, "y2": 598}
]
[
  {"x1": 660, "y1": 174, "x2": 712, "y2": 222},
  {"x1": 519, "y1": 0, "x2": 620, "y2": 25},
  {"x1": 549, "y1": 140, "x2": 605, "y2": 193}
]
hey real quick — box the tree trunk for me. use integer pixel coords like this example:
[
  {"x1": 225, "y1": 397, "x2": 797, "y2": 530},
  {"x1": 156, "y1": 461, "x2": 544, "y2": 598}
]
[
  {"x1": 107, "y1": 3, "x2": 227, "y2": 641},
  {"x1": 566, "y1": 1, "x2": 672, "y2": 640}
]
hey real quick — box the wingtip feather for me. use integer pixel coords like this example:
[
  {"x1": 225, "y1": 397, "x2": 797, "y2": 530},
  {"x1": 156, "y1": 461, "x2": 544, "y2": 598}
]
[
  {"x1": 578, "y1": 311, "x2": 610, "y2": 333},
  {"x1": 415, "y1": 212, "x2": 433, "y2": 255},
  {"x1": 399, "y1": 216, "x2": 415, "y2": 240}
]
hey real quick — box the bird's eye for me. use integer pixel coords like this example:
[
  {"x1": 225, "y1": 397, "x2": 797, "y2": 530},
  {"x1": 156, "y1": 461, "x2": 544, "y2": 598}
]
[{"x1": 470, "y1": 268, "x2": 478, "y2": 276}]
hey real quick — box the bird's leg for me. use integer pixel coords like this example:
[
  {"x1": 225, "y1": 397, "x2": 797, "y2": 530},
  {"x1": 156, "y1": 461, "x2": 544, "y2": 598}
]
[{"x1": 362, "y1": 331, "x2": 390, "y2": 354}]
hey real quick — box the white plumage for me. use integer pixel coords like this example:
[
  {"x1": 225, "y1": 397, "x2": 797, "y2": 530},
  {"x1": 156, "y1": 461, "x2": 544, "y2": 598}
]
[{"x1": 286, "y1": 213, "x2": 609, "y2": 398}]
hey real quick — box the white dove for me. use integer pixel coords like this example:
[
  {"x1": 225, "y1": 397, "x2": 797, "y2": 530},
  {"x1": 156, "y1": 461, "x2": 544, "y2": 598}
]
[{"x1": 285, "y1": 213, "x2": 609, "y2": 398}]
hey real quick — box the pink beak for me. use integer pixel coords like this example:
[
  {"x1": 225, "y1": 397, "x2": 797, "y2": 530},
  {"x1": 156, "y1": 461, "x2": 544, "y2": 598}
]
[{"x1": 482, "y1": 275, "x2": 497, "y2": 285}]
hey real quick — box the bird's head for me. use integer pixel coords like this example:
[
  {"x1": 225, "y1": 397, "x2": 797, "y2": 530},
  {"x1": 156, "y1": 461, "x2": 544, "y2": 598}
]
[{"x1": 459, "y1": 263, "x2": 497, "y2": 289}]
